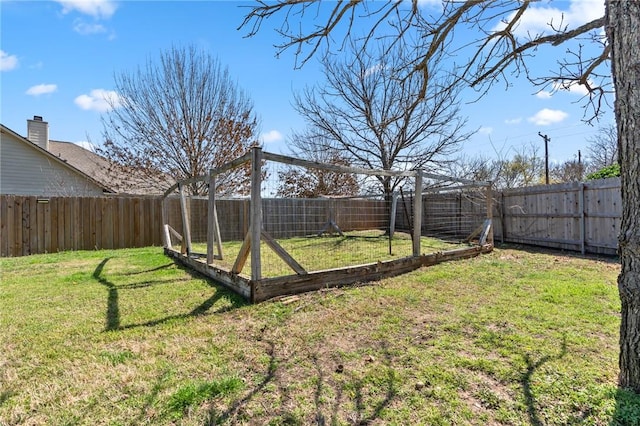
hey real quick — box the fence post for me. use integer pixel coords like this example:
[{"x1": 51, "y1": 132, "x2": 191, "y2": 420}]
[
  {"x1": 179, "y1": 183, "x2": 193, "y2": 256},
  {"x1": 207, "y1": 169, "x2": 222, "y2": 264},
  {"x1": 413, "y1": 171, "x2": 423, "y2": 257},
  {"x1": 579, "y1": 182, "x2": 586, "y2": 255},
  {"x1": 207, "y1": 170, "x2": 215, "y2": 264},
  {"x1": 250, "y1": 147, "x2": 263, "y2": 281},
  {"x1": 389, "y1": 192, "x2": 398, "y2": 239},
  {"x1": 500, "y1": 192, "x2": 506, "y2": 244}
]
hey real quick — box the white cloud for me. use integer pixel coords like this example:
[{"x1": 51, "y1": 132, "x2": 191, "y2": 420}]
[
  {"x1": 261, "y1": 130, "x2": 283, "y2": 144},
  {"x1": 552, "y1": 80, "x2": 591, "y2": 96},
  {"x1": 478, "y1": 126, "x2": 493, "y2": 135},
  {"x1": 74, "y1": 89, "x2": 121, "y2": 112},
  {"x1": 536, "y1": 90, "x2": 552, "y2": 99},
  {"x1": 505, "y1": 117, "x2": 522, "y2": 125},
  {"x1": 536, "y1": 80, "x2": 592, "y2": 99},
  {"x1": 26, "y1": 84, "x2": 58, "y2": 96},
  {"x1": 73, "y1": 19, "x2": 107, "y2": 35},
  {"x1": 527, "y1": 108, "x2": 568, "y2": 126},
  {"x1": 494, "y1": 0, "x2": 604, "y2": 37},
  {"x1": 55, "y1": 0, "x2": 118, "y2": 19},
  {"x1": 0, "y1": 50, "x2": 18, "y2": 71}
]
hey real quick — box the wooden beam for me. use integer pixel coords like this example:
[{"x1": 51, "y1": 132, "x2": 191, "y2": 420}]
[
  {"x1": 252, "y1": 245, "x2": 493, "y2": 302},
  {"x1": 207, "y1": 171, "x2": 224, "y2": 264},
  {"x1": 389, "y1": 192, "x2": 398, "y2": 239},
  {"x1": 250, "y1": 147, "x2": 263, "y2": 281},
  {"x1": 479, "y1": 219, "x2": 492, "y2": 246},
  {"x1": 465, "y1": 223, "x2": 484, "y2": 243},
  {"x1": 167, "y1": 225, "x2": 183, "y2": 242},
  {"x1": 178, "y1": 183, "x2": 192, "y2": 256},
  {"x1": 165, "y1": 247, "x2": 251, "y2": 299},
  {"x1": 485, "y1": 182, "x2": 494, "y2": 246},
  {"x1": 413, "y1": 172, "x2": 423, "y2": 256},
  {"x1": 232, "y1": 229, "x2": 251, "y2": 274},
  {"x1": 263, "y1": 151, "x2": 416, "y2": 178},
  {"x1": 210, "y1": 151, "x2": 252, "y2": 176},
  {"x1": 163, "y1": 224, "x2": 172, "y2": 249},
  {"x1": 261, "y1": 230, "x2": 307, "y2": 275}
]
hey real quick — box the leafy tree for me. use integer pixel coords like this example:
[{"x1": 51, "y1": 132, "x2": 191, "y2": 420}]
[
  {"x1": 586, "y1": 163, "x2": 620, "y2": 180},
  {"x1": 242, "y1": 0, "x2": 640, "y2": 392},
  {"x1": 100, "y1": 45, "x2": 259, "y2": 195}
]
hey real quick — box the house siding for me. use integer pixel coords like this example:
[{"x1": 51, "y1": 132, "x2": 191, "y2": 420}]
[{"x1": 0, "y1": 129, "x2": 105, "y2": 196}]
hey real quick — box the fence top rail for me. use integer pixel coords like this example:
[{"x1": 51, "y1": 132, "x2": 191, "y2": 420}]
[
  {"x1": 162, "y1": 148, "x2": 488, "y2": 198},
  {"x1": 162, "y1": 151, "x2": 253, "y2": 199},
  {"x1": 263, "y1": 151, "x2": 418, "y2": 178}
]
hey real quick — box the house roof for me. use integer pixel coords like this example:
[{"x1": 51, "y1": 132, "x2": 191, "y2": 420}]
[
  {"x1": 0, "y1": 124, "x2": 113, "y2": 194},
  {"x1": 48, "y1": 140, "x2": 172, "y2": 195}
]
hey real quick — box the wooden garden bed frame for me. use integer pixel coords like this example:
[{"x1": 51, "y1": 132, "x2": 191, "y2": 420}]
[{"x1": 161, "y1": 147, "x2": 494, "y2": 303}]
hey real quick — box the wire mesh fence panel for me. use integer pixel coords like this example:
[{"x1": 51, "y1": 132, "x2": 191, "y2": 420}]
[
  {"x1": 161, "y1": 148, "x2": 491, "y2": 282},
  {"x1": 256, "y1": 158, "x2": 417, "y2": 278},
  {"x1": 394, "y1": 178, "x2": 491, "y2": 247}
]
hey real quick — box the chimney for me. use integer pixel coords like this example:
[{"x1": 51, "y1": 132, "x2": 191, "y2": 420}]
[{"x1": 27, "y1": 116, "x2": 49, "y2": 151}]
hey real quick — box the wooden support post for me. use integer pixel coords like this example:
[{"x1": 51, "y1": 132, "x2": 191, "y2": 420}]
[
  {"x1": 485, "y1": 182, "x2": 494, "y2": 246},
  {"x1": 413, "y1": 171, "x2": 423, "y2": 257},
  {"x1": 207, "y1": 171, "x2": 214, "y2": 264},
  {"x1": 232, "y1": 229, "x2": 251, "y2": 274},
  {"x1": 250, "y1": 147, "x2": 263, "y2": 281},
  {"x1": 261, "y1": 230, "x2": 307, "y2": 275},
  {"x1": 161, "y1": 197, "x2": 170, "y2": 248},
  {"x1": 207, "y1": 170, "x2": 224, "y2": 264},
  {"x1": 163, "y1": 224, "x2": 172, "y2": 249},
  {"x1": 389, "y1": 192, "x2": 398, "y2": 239},
  {"x1": 179, "y1": 183, "x2": 193, "y2": 256}
]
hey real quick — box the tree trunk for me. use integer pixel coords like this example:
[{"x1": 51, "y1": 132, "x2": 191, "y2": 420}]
[{"x1": 606, "y1": 0, "x2": 640, "y2": 392}]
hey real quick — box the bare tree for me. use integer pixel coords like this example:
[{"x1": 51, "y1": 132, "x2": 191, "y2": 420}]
[
  {"x1": 550, "y1": 159, "x2": 585, "y2": 183},
  {"x1": 242, "y1": 0, "x2": 640, "y2": 392},
  {"x1": 100, "y1": 45, "x2": 259, "y2": 195},
  {"x1": 277, "y1": 132, "x2": 359, "y2": 198},
  {"x1": 449, "y1": 144, "x2": 545, "y2": 190},
  {"x1": 293, "y1": 39, "x2": 472, "y2": 198},
  {"x1": 587, "y1": 123, "x2": 618, "y2": 171}
]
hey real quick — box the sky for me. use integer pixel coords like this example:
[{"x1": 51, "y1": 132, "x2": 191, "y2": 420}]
[{"x1": 1, "y1": 0, "x2": 614, "y2": 166}]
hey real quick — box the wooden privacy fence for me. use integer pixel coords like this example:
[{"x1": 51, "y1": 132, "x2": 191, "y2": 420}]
[
  {"x1": 0, "y1": 195, "x2": 164, "y2": 257},
  {"x1": 493, "y1": 177, "x2": 621, "y2": 255},
  {"x1": 0, "y1": 177, "x2": 622, "y2": 258}
]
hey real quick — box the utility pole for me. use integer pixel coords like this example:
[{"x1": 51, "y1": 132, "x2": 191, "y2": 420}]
[
  {"x1": 578, "y1": 150, "x2": 583, "y2": 181},
  {"x1": 538, "y1": 132, "x2": 550, "y2": 184}
]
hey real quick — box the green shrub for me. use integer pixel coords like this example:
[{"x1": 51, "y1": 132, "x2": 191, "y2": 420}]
[{"x1": 586, "y1": 163, "x2": 620, "y2": 180}]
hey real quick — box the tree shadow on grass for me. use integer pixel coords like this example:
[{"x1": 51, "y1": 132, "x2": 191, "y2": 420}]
[
  {"x1": 92, "y1": 257, "x2": 246, "y2": 332},
  {"x1": 206, "y1": 339, "x2": 278, "y2": 425},
  {"x1": 518, "y1": 335, "x2": 567, "y2": 426},
  {"x1": 611, "y1": 387, "x2": 640, "y2": 426}
]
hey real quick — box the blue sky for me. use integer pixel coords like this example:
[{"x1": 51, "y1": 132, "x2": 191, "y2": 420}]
[{"x1": 1, "y1": 0, "x2": 613, "y2": 165}]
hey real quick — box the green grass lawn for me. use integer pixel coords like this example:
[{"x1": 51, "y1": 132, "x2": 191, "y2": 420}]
[
  {"x1": 1, "y1": 245, "x2": 639, "y2": 425},
  {"x1": 192, "y1": 230, "x2": 466, "y2": 278}
]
